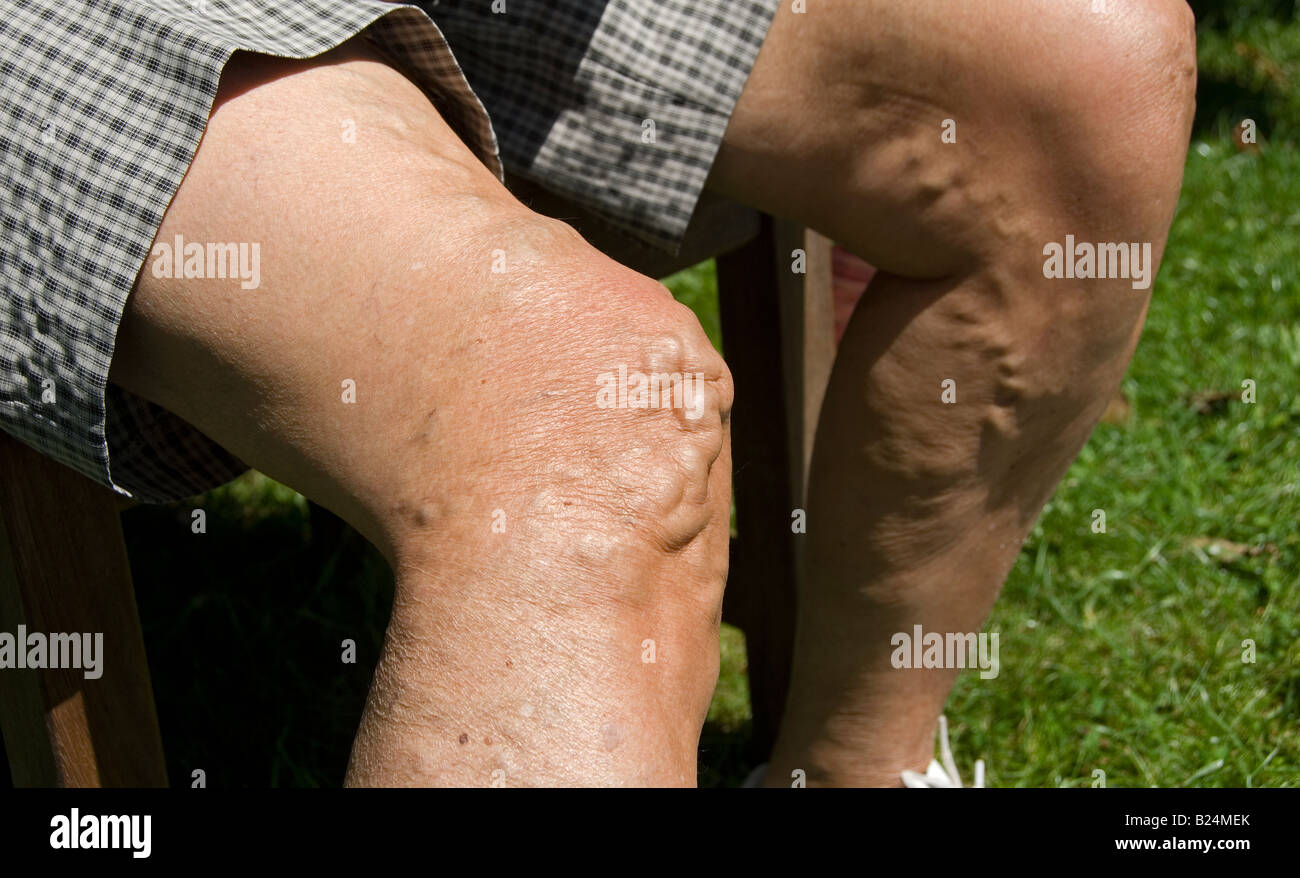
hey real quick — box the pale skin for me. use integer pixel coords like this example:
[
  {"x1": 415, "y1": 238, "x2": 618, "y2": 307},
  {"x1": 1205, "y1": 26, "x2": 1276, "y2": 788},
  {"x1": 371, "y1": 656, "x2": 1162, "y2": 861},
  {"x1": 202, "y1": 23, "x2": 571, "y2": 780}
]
[{"x1": 109, "y1": 0, "x2": 1197, "y2": 785}]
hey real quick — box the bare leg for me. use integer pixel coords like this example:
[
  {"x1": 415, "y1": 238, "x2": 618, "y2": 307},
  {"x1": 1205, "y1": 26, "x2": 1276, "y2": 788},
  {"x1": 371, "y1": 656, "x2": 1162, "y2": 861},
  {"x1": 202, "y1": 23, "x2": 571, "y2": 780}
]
[
  {"x1": 708, "y1": 0, "x2": 1196, "y2": 785},
  {"x1": 110, "y1": 41, "x2": 733, "y2": 786}
]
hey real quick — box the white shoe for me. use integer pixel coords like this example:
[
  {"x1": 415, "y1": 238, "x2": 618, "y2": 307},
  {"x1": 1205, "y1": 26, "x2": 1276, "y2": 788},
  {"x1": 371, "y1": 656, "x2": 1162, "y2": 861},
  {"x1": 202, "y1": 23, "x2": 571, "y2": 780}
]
[
  {"x1": 900, "y1": 715, "x2": 986, "y2": 788},
  {"x1": 742, "y1": 715, "x2": 987, "y2": 787}
]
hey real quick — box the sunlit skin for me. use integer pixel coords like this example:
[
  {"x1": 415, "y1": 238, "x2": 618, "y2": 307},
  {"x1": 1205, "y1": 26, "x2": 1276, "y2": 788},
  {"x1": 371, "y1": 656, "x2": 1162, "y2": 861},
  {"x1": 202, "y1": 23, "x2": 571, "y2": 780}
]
[
  {"x1": 111, "y1": 0, "x2": 1196, "y2": 786},
  {"x1": 113, "y1": 41, "x2": 733, "y2": 786}
]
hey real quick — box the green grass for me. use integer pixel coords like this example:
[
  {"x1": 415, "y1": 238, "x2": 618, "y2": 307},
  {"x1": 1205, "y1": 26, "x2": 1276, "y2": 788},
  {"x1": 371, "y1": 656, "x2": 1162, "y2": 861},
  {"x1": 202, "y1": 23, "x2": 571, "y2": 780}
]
[
  {"x1": 45, "y1": 12, "x2": 1297, "y2": 788},
  {"x1": 1198, "y1": 21, "x2": 1300, "y2": 142}
]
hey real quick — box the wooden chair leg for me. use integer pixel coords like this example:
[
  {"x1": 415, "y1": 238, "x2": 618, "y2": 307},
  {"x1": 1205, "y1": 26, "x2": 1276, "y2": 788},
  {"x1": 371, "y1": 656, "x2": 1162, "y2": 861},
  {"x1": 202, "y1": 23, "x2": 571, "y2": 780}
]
[
  {"x1": 718, "y1": 217, "x2": 834, "y2": 760},
  {"x1": 0, "y1": 432, "x2": 167, "y2": 787},
  {"x1": 773, "y1": 222, "x2": 837, "y2": 507}
]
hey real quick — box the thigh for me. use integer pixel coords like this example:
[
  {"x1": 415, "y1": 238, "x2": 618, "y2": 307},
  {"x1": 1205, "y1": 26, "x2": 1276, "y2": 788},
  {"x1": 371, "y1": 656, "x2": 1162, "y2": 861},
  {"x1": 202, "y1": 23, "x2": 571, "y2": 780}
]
[{"x1": 109, "y1": 39, "x2": 730, "y2": 568}]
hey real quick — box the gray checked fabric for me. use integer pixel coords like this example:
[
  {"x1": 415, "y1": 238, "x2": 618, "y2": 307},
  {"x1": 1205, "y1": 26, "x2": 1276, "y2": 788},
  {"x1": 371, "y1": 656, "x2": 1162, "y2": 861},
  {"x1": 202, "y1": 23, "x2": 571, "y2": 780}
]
[
  {"x1": 0, "y1": 0, "x2": 499, "y2": 502},
  {"x1": 0, "y1": 0, "x2": 780, "y2": 503},
  {"x1": 425, "y1": 0, "x2": 781, "y2": 249}
]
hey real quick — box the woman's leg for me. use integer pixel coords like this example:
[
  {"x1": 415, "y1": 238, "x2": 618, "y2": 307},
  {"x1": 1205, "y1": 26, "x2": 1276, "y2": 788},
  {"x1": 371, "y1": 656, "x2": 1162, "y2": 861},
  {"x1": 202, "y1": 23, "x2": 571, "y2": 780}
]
[
  {"x1": 708, "y1": 0, "x2": 1196, "y2": 785},
  {"x1": 111, "y1": 41, "x2": 734, "y2": 786}
]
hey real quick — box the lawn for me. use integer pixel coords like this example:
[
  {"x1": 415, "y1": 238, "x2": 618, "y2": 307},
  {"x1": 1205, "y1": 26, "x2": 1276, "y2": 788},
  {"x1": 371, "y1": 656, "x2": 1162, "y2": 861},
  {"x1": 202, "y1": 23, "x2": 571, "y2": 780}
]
[{"x1": 32, "y1": 3, "x2": 1296, "y2": 788}]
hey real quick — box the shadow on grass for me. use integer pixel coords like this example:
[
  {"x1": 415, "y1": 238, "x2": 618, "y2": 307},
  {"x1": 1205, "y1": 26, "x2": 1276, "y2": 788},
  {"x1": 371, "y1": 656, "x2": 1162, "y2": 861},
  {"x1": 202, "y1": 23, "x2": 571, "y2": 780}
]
[
  {"x1": 122, "y1": 494, "x2": 392, "y2": 787},
  {"x1": 1194, "y1": 74, "x2": 1280, "y2": 140},
  {"x1": 1189, "y1": 2, "x2": 1300, "y2": 142},
  {"x1": 699, "y1": 719, "x2": 755, "y2": 788}
]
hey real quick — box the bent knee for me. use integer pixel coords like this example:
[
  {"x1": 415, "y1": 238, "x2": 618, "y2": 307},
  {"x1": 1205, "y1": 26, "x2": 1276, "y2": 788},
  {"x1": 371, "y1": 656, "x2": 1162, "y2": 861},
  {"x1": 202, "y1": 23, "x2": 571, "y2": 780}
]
[
  {"x1": 516, "y1": 262, "x2": 734, "y2": 554},
  {"x1": 937, "y1": 2, "x2": 1196, "y2": 256},
  {"x1": 385, "y1": 228, "x2": 733, "y2": 563},
  {"x1": 1017, "y1": 1, "x2": 1196, "y2": 218},
  {"x1": 1004, "y1": 1, "x2": 1195, "y2": 133}
]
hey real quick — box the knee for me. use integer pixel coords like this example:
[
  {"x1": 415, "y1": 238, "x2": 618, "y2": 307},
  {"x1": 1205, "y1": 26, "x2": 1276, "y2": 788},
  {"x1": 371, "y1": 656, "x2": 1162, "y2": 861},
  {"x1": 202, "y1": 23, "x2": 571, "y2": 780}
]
[
  {"x1": 1021, "y1": 1, "x2": 1196, "y2": 224},
  {"x1": 523, "y1": 278, "x2": 735, "y2": 563},
  {"x1": 1024, "y1": 1, "x2": 1195, "y2": 133},
  {"x1": 387, "y1": 221, "x2": 734, "y2": 580},
  {"x1": 1069, "y1": 1, "x2": 1197, "y2": 116}
]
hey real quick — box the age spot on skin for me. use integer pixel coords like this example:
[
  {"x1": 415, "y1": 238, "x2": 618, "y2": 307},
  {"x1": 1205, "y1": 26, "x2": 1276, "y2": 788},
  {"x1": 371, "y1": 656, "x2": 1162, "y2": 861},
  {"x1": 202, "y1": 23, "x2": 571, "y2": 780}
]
[
  {"x1": 395, "y1": 497, "x2": 442, "y2": 529},
  {"x1": 409, "y1": 408, "x2": 439, "y2": 444},
  {"x1": 458, "y1": 733, "x2": 468, "y2": 745}
]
